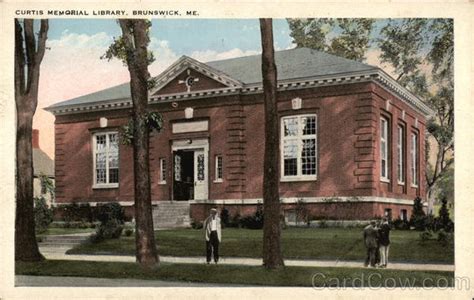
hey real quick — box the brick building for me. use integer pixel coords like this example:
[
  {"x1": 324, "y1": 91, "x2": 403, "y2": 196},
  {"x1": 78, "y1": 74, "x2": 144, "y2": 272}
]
[{"x1": 46, "y1": 48, "x2": 433, "y2": 225}]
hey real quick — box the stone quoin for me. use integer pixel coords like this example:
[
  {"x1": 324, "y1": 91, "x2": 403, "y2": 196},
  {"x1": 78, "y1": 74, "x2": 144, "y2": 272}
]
[{"x1": 46, "y1": 48, "x2": 433, "y2": 225}]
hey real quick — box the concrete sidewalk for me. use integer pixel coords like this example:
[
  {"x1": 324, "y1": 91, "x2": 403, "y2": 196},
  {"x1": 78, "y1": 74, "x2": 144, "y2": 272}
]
[
  {"x1": 39, "y1": 246, "x2": 454, "y2": 272},
  {"x1": 15, "y1": 275, "x2": 249, "y2": 287}
]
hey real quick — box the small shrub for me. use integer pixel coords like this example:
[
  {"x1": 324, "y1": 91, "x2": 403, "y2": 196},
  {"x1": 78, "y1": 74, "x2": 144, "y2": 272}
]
[
  {"x1": 239, "y1": 206, "x2": 264, "y2": 229},
  {"x1": 319, "y1": 219, "x2": 328, "y2": 229},
  {"x1": 419, "y1": 230, "x2": 434, "y2": 243},
  {"x1": 191, "y1": 220, "x2": 203, "y2": 229},
  {"x1": 220, "y1": 207, "x2": 230, "y2": 228},
  {"x1": 93, "y1": 203, "x2": 125, "y2": 241},
  {"x1": 124, "y1": 228, "x2": 134, "y2": 237},
  {"x1": 392, "y1": 218, "x2": 410, "y2": 230},
  {"x1": 229, "y1": 213, "x2": 241, "y2": 228},
  {"x1": 34, "y1": 196, "x2": 53, "y2": 233}
]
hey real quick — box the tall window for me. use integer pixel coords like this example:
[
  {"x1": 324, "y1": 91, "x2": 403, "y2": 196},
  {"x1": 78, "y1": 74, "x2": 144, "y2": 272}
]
[
  {"x1": 93, "y1": 132, "x2": 119, "y2": 187},
  {"x1": 215, "y1": 155, "x2": 223, "y2": 182},
  {"x1": 159, "y1": 158, "x2": 166, "y2": 184},
  {"x1": 397, "y1": 125, "x2": 405, "y2": 184},
  {"x1": 380, "y1": 117, "x2": 389, "y2": 181},
  {"x1": 411, "y1": 132, "x2": 418, "y2": 186},
  {"x1": 281, "y1": 114, "x2": 317, "y2": 180}
]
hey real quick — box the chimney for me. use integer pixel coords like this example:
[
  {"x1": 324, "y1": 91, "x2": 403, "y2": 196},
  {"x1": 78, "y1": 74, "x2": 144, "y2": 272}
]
[{"x1": 32, "y1": 129, "x2": 40, "y2": 149}]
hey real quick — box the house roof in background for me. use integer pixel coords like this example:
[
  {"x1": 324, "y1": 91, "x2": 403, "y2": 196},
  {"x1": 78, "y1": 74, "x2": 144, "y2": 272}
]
[{"x1": 33, "y1": 148, "x2": 54, "y2": 177}]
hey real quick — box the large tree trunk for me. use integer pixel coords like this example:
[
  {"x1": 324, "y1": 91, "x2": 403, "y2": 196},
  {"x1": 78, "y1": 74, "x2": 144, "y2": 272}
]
[
  {"x1": 118, "y1": 19, "x2": 159, "y2": 267},
  {"x1": 260, "y1": 18, "x2": 284, "y2": 269},
  {"x1": 15, "y1": 105, "x2": 43, "y2": 261},
  {"x1": 15, "y1": 19, "x2": 48, "y2": 262}
]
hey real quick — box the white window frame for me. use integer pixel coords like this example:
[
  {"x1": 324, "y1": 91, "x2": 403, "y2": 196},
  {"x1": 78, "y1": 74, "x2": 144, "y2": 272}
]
[
  {"x1": 411, "y1": 132, "x2": 419, "y2": 187},
  {"x1": 92, "y1": 131, "x2": 119, "y2": 189},
  {"x1": 380, "y1": 117, "x2": 390, "y2": 182},
  {"x1": 159, "y1": 158, "x2": 167, "y2": 185},
  {"x1": 397, "y1": 125, "x2": 405, "y2": 185},
  {"x1": 214, "y1": 155, "x2": 223, "y2": 183},
  {"x1": 280, "y1": 114, "x2": 318, "y2": 182}
]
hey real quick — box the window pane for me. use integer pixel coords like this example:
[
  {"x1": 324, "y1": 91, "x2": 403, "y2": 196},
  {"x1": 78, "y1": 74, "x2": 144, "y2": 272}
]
[
  {"x1": 160, "y1": 159, "x2": 166, "y2": 182},
  {"x1": 109, "y1": 168, "x2": 119, "y2": 183},
  {"x1": 96, "y1": 169, "x2": 106, "y2": 184},
  {"x1": 197, "y1": 154, "x2": 205, "y2": 181},
  {"x1": 283, "y1": 139, "x2": 298, "y2": 159},
  {"x1": 284, "y1": 158, "x2": 298, "y2": 176},
  {"x1": 301, "y1": 139, "x2": 316, "y2": 175},
  {"x1": 302, "y1": 116, "x2": 316, "y2": 135},
  {"x1": 216, "y1": 156, "x2": 223, "y2": 179},
  {"x1": 283, "y1": 117, "x2": 298, "y2": 137},
  {"x1": 96, "y1": 135, "x2": 106, "y2": 152}
]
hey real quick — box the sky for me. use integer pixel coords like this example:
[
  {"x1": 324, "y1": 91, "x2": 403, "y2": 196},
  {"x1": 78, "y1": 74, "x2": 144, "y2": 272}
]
[{"x1": 34, "y1": 18, "x2": 390, "y2": 158}]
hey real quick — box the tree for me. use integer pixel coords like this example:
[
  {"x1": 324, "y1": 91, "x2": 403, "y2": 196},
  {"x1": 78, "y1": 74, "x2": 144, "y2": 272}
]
[
  {"x1": 104, "y1": 19, "x2": 159, "y2": 267},
  {"x1": 14, "y1": 19, "x2": 49, "y2": 262},
  {"x1": 259, "y1": 18, "x2": 284, "y2": 269},
  {"x1": 287, "y1": 18, "x2": 375, "y2": 61}
]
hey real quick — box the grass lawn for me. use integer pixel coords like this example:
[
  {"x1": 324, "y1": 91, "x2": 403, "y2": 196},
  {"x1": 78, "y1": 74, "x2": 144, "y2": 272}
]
[
  {"x1": 67, "y1": 227, "x2": 454, "y2": 264},
  {"x1": 38, "y1": 227, "x2": 95, "y2": 236},
  {"x1": 16, "y1": 260, "x2": 454, "y2": 287}
]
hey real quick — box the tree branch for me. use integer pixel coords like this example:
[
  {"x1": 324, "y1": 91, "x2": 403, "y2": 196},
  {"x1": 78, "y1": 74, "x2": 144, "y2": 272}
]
[{"x1": 23, "y1": 19, "x2": 36, "y2": 94}]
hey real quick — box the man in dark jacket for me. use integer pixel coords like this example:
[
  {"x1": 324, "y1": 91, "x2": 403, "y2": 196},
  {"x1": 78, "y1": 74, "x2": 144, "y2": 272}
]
[
  {"x1": 378, "y1": 217, "x2": 391, "y2": 268},
  {"x1": 363, "y1": 220, "x2": 379, "y2": 267}
]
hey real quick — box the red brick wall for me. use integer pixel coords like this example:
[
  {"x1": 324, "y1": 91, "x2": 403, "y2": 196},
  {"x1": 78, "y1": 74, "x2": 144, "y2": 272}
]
[{"x1": 53, "y1": 80, "x2": 427, "y2": 218}]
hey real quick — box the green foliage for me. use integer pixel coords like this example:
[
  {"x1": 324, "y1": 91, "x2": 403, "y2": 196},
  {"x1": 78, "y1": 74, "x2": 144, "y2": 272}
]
[
  {"x1": 61, "y1": 202, "x2": 94, "y2": 222},
  {"x1": 419, "y1": 230, "x2": 434, "y2": 243},
  {"x1": 392, "y1": 218, "x2": 410, "y2": 230},
  {"x1": 120, "y1": 111, "x2": 164, "y2": 145},
  {"x1": 191, "y1": 220, "x2": 203, "y2": 229},
  {"x1": 220, "y1": 207, "x2": 230, "y2": 228},
  {"x1": 436, "y1": 197, "x2": 454, "y2": 232},
  {"x1": 287, "y1": 18, "x2": 375, "y2": 61},
  {"x1": 436, "y1": 229, "x2": 453, "y2": 247},
  {"x1": 34, "y1": 196, "x2": 53, "y2": 233},
  {"x1": 38, "y1": 174, "x2": 55, "y2": 198},
  {"x1": 101, "y1": 20, "x2": 155, "y2": 66},
  {"x1": 240, "y1": 203, "x2": 264, "y2": 229},
  {"x1": 91, "y1": 203, "x2": 125, "y2": 243},
  {"x1": 378, "y1": 19, "x2": 428, "y2": 82}
]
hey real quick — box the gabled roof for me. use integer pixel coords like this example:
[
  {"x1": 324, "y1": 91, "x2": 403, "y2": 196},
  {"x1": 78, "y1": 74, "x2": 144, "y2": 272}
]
[
  {"x1": 45, "y1": 47, "x2": 434, "y2": 117},
  {"x1": 33, "y1": 148, "x2": 54, "y2": 177},
  {"x1": 149, "y1": 55, "x2": 243, "y2": 96}
]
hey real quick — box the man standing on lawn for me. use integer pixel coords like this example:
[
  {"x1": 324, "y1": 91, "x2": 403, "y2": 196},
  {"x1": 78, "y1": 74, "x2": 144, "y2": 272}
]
[
  {"x1": 204, "y1": 208, "x2": 221, "y2": 264},
  {"x1": 378, "y1": 217, "x2": 391, "y2": 268},
  {"x1": 363, "y1": 220, "x2": 379, "y2": 267}
]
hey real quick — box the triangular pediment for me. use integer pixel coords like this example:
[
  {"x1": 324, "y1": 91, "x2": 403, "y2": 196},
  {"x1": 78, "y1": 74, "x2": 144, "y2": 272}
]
[{"x1": 150, "y1": 56, "x2": 243, "y2": 97}]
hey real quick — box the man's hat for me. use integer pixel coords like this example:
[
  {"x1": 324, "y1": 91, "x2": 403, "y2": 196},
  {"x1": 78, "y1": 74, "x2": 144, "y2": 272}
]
[{"x1": 210, "y1": 208, "x2": 217, "y2": 212}]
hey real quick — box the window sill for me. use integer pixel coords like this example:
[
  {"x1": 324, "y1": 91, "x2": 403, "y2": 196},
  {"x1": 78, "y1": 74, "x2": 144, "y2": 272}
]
[
  {"x1": 93, "y1": 183, "x2": 119, "y2": 189},
  {"x1": 380, "y1": 178, "x2": 390, "y2": 183},
  {"x1": 280, "y1": 176, "x2": 317, "y2": 182},
  {"x1": 411, "y1": 184, "x2": 419, "y2": 188},
  {"x1": 397, "y1": 181, "x2": 405, "y2": 186},
  {"x1": 158, "y1": 181, "x2": 167, "y2": 185},
  {"x1": 214, "y1": 179, "x2": 223, "y2": 183}
]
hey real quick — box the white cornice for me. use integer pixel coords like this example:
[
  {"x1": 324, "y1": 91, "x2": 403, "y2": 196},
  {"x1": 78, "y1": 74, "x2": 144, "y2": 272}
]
[{"x1": 46, "y1": 69, "x2": 434, "y2": 117}]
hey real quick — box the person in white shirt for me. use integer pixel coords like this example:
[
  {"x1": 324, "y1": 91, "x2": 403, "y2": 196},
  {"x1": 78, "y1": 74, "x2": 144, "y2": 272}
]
[{"x1": 204, "y1": 208, "x2": 222, "y2": 264}]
